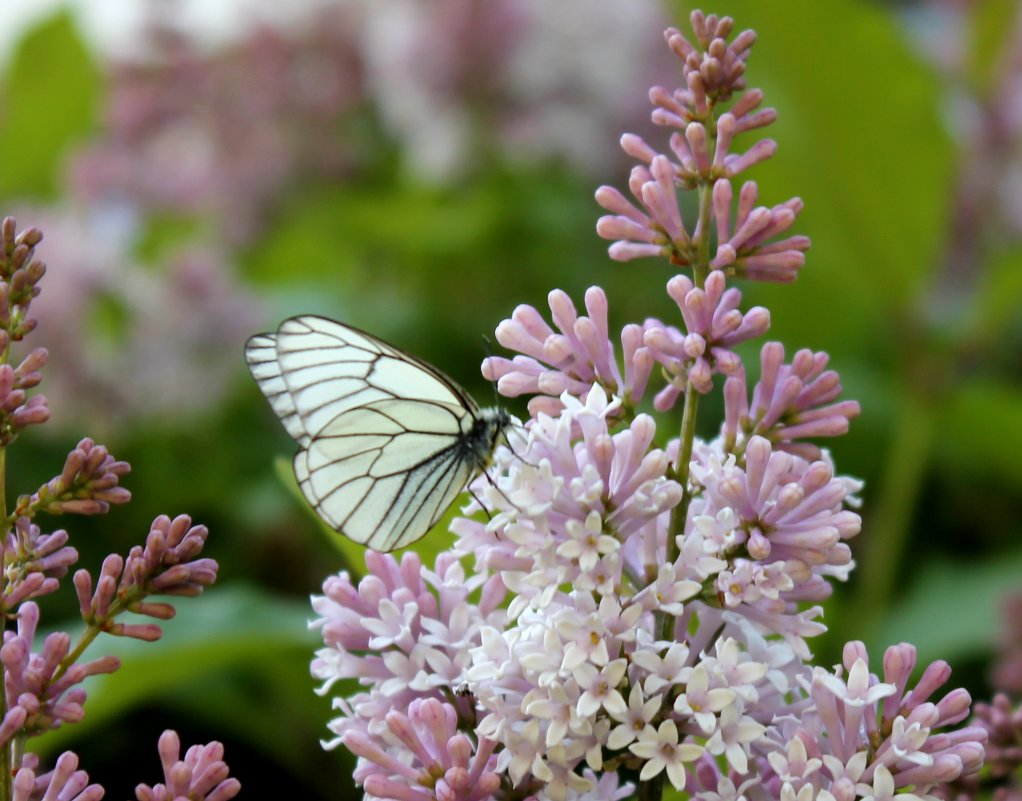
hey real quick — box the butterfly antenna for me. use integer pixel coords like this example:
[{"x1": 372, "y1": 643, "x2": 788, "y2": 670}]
[{"x1": 481, "y1": 334, "x2": 503, "y2": 410}]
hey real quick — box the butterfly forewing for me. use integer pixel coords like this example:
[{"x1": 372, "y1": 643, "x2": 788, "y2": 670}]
[
  {"x1": 245, "y1": 334, "x2": 310, "y2": 445},
  {"x1": 245, "y1": 315, "x2": 505, "y2": 552}
]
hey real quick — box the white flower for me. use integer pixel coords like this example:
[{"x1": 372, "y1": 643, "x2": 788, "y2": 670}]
[
  {"x1": 629, "y1": 719, "x2": 704, "y2": 790},
  {"x1": 631, "y1": 640, "x2": 689, "y2": 695},
  {"x1": 696, "y1": 775, "x2": 760, "y2": 801},
  {"x1": 361, "y1": 597, "x2": 418, "y2": 650},
  {"x1": 821, "y1": 658, "x2": 896, "y2": 708},
  {"x1": 673, "y1": 664, "x2": 735, "y2": 734},
  {"x1": 635, "y1": 561, "x2": 701, "y2": 615},
  {"x1": 887, "y1": 715, "x2": 933, "y2": 766},
  {"x1": 524, "y1": 682, "x2": 589, "y2": 747},
  {"x1": 705, "y1": 703, "x2": 766, "y2": 773},
  {"x1": 768, "y1": 734, "x2": 824, "y2": 784},
  {"x1": 780, "y1": 782, "x2": 836, "y2": 801},
  {"x1": 557, "y1": 510, "x2": 620, "y2": 572},
  {"x1": 693, "y1": 506, "x2": 740, "y2": 555},
  {"x1": 574, "y1": 659, "x2": 628, "y2": 717},
  {"x1": 856, "y1": 765, "x2": 906, "y2": 801},
  {"x1": 606, "y1": 683, "x2": 660, "y2": 750}
]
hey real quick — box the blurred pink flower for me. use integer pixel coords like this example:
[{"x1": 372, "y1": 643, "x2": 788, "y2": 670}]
[{"x1": 23, "y1": 207, "x2": 261, "y2": 430}]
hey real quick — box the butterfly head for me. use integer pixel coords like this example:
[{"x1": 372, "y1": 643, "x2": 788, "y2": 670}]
[{"x1": 467, "y1": 407, "x2": 513, "y2": 470}]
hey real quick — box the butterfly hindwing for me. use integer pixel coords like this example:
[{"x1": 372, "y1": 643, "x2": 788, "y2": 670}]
[{"x1": 246, "y1": 315, "x2": 507, "y2": 552}]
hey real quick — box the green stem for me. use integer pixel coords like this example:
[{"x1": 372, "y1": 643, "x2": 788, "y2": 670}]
[
  {"x1": 638, "y1": 770, "x2": 665, "y2": 801},
  {"x1": 656, "y1": 385, "x2": 700, "y2": 643},
  {"x1": 854, "y1": 375, "x2": 936, "y2": 631},
  {"x1": 652, "y1": 181, "x2": 713, "y2": 642},
  {"x1": 642, "y1": 102, "x2": 718, "y2": 801}
]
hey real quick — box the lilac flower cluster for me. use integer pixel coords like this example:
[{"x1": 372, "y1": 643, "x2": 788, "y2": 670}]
[
  {"x1": 0, "y1": 218, "x2": 237, "y2": 800},
  {"x1": 311, "y1": 12, "x2": 984, "y2": 801},
  {"x1": 938, "y1": 593, "x2": 1022, "y2": 801}
]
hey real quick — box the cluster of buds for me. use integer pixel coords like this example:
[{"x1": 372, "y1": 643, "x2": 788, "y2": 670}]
[
  {"x1": 0, "y1": 219, "x2": 49, "y2": 444},
  {"x1": 596, "y1": 15, "x2": 809, "y2": 281},
  {"x1": 0, "y1": 219, "x2": 238, "y2": 799}
]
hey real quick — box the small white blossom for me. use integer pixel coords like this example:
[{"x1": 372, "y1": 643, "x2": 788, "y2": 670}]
[
  {"x1": 629, "y1": 719, "x2": 704, "y2": 790},
  {"x1": 606, "y1": 683, "x2": 661, "y2": 750},
  {"x1": 673, "y1": 664, "x2": 735, "y2": 734},
  {"x1": 575, "y1": 659, "x2": 628, "y2": 718}
]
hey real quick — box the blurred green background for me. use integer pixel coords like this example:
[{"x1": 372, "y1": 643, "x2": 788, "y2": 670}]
[{"x1": 0, "y1": 0, "x2": 1019, "y2": 797}]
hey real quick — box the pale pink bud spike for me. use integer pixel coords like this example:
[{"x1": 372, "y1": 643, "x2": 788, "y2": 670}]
[
  {"x1": 685, "y1": 123, "x2": 711, "y2": 176},
  {"x1": 597, "y1": 215, "x2": 659, "y2": 243},
  {"x1": 609, "y1": 242, "x2": 663, "y2": 261},
  {"x1": 757, "y1": 234, "x2": 812, "y2": 255},
  {"x1": 668, "y1": 131, "x2": 697, "y2": 177},
  {"x1": 686, "y1": 68, "x2": 708, "y2": 115},
  {"x1": 728, "y1": 207, "x2": 772, "y2": 251},
  {"x1": 620, "y1": 133, "x2": 658, "y2": 165},
  {"x1": 713, "y1": 179, "x2": 733, "y2": 242},
  {"x1": 512, "y1": 303, "x2": 556, "y2": 342},
  {"x1": 652, "y1": 107, "x2": 688, "y2": 129},
  {"x1": 595, "y1": 185, "x2": 650, "y2": 225},
  {"x1": 547, "y1": 289, "x2": 579, "y2": 340},
  {"x1": 649, "y1": 86, "x2": 686, "y2": 118},
  {"x1": 735, "y1": 108, "x2": 778, "y2": 134},
  {"x1": 731, "y1": 88, "x2": 765, "y2": 118},
  {"x1": 726, "y1": 139, "x2": 778, "y2": 176},
  {"x1": 737, "y1": 180, "x2": 759, "y2": 227},
  {"x1": 713, "y1": 113, "x2": 737, "y2": 168}
]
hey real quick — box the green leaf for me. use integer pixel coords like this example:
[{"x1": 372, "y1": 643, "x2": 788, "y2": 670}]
[
  {"x1": 0, "y1": 11, "x2": 100, "y2": 199},
  {"x1": 970, "y1": 0, "x2": 1022, "y2": 90},
  {"x1": 35, "y1": 584, "x2": 315, "y2": 753},
  {"x1": 934, "y1": 379, "x2": 1022, "y2": 483},
  {"x1": 968, "y1": 247, "x2": 1022, "y2": 346},
  {"x1": 866, "y1": 553, "x2": 1022, "y2": 664}
]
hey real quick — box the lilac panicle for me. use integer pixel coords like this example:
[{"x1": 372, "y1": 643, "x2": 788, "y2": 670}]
[
  {"x1": 969, "y1": 694, "x2": 1022, "y2": 780},
  {"x1": 311, "y1": 11, "x2": 986, "y2": 801},
  {"x1": 344, "y1": 698, "x2": 501, "y2": 801},
  {"x1": 0, "y1": 218, "x2": 49, "y2": 444},
  {"x1": 16, "y1": 437, "x2": 131, "y2": 517},
  {"x1": 74, "y1": 514, "x2": 217, "y2": 641},
  {"x1": 941, "y1": 594, "x2": 1022, "y2": 801},
  {"x1": 595, "y1": 15, "x2": 808, "y2": 279},
  {"x1": 992, "y1": 591, "x2": 1022, "y2": 697},
  {"x1": 5, "y1": 517, "x2": 77, "y2": 589},
  {"x1": 644, "y1": 269, "x2": 770, "y2": 402},
  {"x1": 13, "y1": 751, "x2": 102, "y2": 801},
  {"x1": 0, "y1": 603, "x2": 119, "y2": 743},
  {"x1": 0, "y1": 217, "x2": 45, "y2": 341},
  {"x1": 133, "y1": 730, "x2": 240, "y2": 801},
  {"x1": 723, "y1": 342, "x2": 862, "y2": 459},
  {"x1": 481, "y1": 287, "x2": 656, "y2": 417},
  {"x1": 0, "y1": 215, "x2": 234, "y2": 796}
]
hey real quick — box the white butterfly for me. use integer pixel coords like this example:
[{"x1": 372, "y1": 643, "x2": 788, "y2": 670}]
[{"x1": 245, "y1": 315, "x2": 511, "y2": 552}]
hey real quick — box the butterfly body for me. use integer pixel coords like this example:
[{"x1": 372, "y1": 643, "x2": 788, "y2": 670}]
[{"x1": 245, "y1": 315, "x2": 509, "y2": 552}]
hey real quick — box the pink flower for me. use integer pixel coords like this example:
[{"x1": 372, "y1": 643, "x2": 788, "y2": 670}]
[
  {"x1": 644, "y1": 270, "x2": 769, "y2": 401},
  {"x1": 0, "y1": 603, "x2": 119, "y2": 742},
  {"x1": 482, "y1": 287, "x2": 656, "y2": 417},
  {"x1": 344, "y1": 698, "x2": 500, "y2": 801},
  {"x1": 134, "y1": 730, "x2": 240, "y2": 801},
  {"x1": 723, "y1": 341, "x2": 862, "y2": 459},
  {"x1": 709, "y1": 179, "x2": 810, "y2": 282}
]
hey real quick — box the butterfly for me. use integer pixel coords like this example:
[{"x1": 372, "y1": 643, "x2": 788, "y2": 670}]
[{"x1": 245, "y1": 315, "x2": 512, "y2": 552}]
